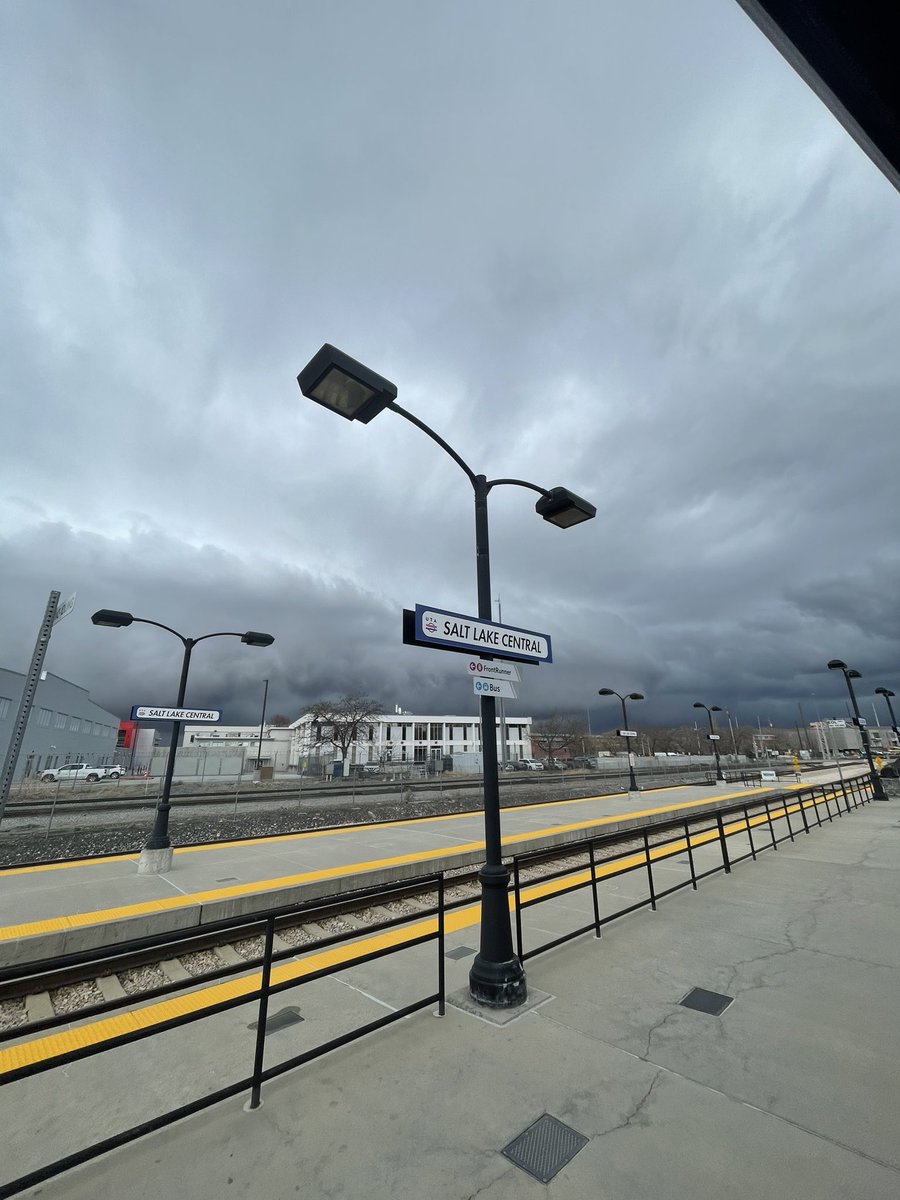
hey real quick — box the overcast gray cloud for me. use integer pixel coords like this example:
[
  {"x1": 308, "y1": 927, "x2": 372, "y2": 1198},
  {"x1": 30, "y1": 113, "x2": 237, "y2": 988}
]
[{"x1": 1, "y1": 0, "x2": 898, "y2": 734}]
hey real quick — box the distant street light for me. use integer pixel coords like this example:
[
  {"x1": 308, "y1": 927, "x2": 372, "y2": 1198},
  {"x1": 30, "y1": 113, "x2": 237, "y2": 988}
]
[
  {"x1": 298, "y1": 343, "x2": 596, "y2": 1009},
  {"x1": 597, "y1": 688, "x2": 644, "y2": 793},
  {"x1": 826, "y1": 660, "x2": 888, "y2": 801},
  {"x1": 92, "y1": 609, "x2": 274, "y2": 871},
  {"x1": 693, "y1": 702, "x2": 726, "y2": 781},
  {"x1": 874, "y1": 687, "x2": 898, "y2": 739}
]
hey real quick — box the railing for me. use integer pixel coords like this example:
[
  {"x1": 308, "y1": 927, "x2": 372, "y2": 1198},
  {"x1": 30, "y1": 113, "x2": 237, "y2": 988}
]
[
  {"x1": 0, "y1": 875, "x2": 447, "y2": 1200},
  {"x1": 511, "y1": 775, "x2": 872, "y2": 963}
]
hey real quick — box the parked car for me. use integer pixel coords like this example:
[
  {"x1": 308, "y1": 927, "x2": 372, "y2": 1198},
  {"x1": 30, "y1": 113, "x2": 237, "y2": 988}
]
[
  {"x1": 40, "y1": 763, "x2": 124, "y2": 783},
  {"x1": 518, "y1": 759, "x2": 544, "y2": 771}
]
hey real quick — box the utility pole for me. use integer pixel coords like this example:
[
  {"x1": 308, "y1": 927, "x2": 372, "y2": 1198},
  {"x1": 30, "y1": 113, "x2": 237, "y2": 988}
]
[{"x1": 0, "y1": 591, "x2": 60, "y2": 823}]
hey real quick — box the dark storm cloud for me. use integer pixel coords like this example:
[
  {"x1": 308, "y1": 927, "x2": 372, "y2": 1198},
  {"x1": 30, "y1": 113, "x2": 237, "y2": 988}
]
[{"x1": 1, "y1": 0, "x2": 898, "y2": 736}]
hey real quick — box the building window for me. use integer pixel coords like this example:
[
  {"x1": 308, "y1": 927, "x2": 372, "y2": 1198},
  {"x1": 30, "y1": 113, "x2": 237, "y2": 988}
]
[
  {"x1": 83, "y1": 720, "x2": 93, "y2": 735},
  {"x1": 385, "y1": 725, "x2": 392, "y2": 741},
  {"x1": 94, "y1": 724, "x2": 102, "y2": 735},
  {"x1": 38, "y1": 708, "x2": 52, "y2": 727},
  {"x1": 414, "y1": 723, "x2": 427, "y2": 741},
  {"x1": 55, "y1": 712, "x2": 67, "y2": 728},
  {"x1": 429, "y1": 723, "x2": 442, "y2": 741},
  {"x1": 0, "y1": 697, "x2": 10, "y2": 720},
  {"x1": 413, "y1": 747, "x2": 426, "y2": 763},
  {"x1": 69, "y1": 716, "x2": 80, "y2": 732}
]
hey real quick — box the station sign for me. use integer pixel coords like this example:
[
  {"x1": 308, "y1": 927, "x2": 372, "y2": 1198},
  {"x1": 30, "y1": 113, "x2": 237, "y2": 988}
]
[
  {"x1": 707, "y1": 733, "x2": 721, "y2": 741},
  {"x1": 131, "y1": 706, "x2": 221, "y2": 722},
  {"x1": 852, "y1": 717, "x2": 867, "y2": 728},
  {"x1": 409, "y1": 604, "x2": 552, "y2": 664},
  {"x1": 473, "y1": 678, "x2": 518, "y2": 699},
  {"x1": 617, "y1": 729, "x2": 638, "y2": 738},
  {"x1": 466, "y1": 658, "x2": 521, "y2": 682}
]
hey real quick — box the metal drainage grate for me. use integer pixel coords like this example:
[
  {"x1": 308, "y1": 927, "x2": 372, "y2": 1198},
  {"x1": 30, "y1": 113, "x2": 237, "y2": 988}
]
[
  {"x1": 248, "y1": 1006, "x2": 304, "y2": 1034},
  {"x1": 445, "y1": 946, "x2": 476, "y2": 960},
  {"x1": 502, "y1": 1114, "x2": 588, "y2": 1183},
  {"x1": 680, "y1": 987, "x2": 733, "y2": 1016}
]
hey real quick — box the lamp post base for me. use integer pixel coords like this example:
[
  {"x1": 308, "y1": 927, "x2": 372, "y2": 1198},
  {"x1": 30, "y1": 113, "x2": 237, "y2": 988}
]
[
  {"x1": 469, "y1": 954, "x2": 527, "y2": 1008},
  {"x1": 137, "y1": 846, "x2": 174, "y2": 875},
  {"x1": 468, "y1": 863, "x2": 527, "y2": 1008}
]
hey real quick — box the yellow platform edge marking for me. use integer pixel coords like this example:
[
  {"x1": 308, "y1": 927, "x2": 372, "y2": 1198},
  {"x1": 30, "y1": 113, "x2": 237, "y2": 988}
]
[
  {"x1": 0, "y1": 789, "x2": 853, "y2": 1077},
  {"x1": 0, "y1": 787, "x2": 775, "y2": 941},
  {"x1": 2, "y1": 777, "x2": 798, "y2": 878}
]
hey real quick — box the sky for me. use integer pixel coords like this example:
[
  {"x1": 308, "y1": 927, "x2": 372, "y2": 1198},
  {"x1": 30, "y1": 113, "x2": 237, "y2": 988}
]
[{"x1": 1, "y1": 0, "x2": 898, "y2": 734}]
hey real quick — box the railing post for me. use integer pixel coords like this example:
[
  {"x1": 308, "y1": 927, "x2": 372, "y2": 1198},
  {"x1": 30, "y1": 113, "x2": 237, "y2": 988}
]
[
  {"x1": 716, "y1": 813, "x2": 731, "y2": 873},
  {"x1": 798, "y1": 790, "x2": 810, "y2": 834},
  {"x1": 764, "y1": 799, "x2": 778, "y2": 849},
  {"x1": 642, "y1": 832, "x2": 657, "y2": 911},
  {"x1": 588, "y1": 841, "x2": 602, "y2": 937},
  {"x1": 513, "y1": 856, "x2": 524, "y2": 961},
  {"x1": 743, "y1": 807, "x2": 757, "y2": 860},
  {"x1": 822, "y1": 785, "x2": 834, "y2": 823},
  {"x1": 839, "y1": 778, "x2": 851, "y2": 814},
  {"x1": 248, "y1": 914, "x2": 276, "y2": 1110},
  {"x1": 683, "y1": 821, "x2": 698, "y2": 887},
  {"x1": 783, "y1": 797, "x2": 795, "y2": 842},
  {"x1": 437, "y1": 874, "x2": 446, "y2": 1016}
]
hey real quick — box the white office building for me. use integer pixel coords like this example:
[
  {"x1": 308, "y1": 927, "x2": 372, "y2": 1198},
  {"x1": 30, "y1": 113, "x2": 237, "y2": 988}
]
[
  {"x1": 289, "y1": 712, "x2": 533, "y2": 774},
  {"x1": 181, "y1": 724, "x2": 293, "y2": 771},
  {"x1": 809, "y1": 719, "x2": 898, "y2": 756}
]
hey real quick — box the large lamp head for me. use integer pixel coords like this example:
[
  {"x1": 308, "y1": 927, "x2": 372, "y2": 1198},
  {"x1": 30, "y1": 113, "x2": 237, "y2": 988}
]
[
  {"x1": 241, "y1": 631, "x2": 275, "y2": 648},
  {"x1": 91, "y1": 609, "x2": 134, "y2": 628},
  {"x1": 847, "y1": 669, "x2": 862, "y2": 679},
  {"x1": 297, "y1": 344, "x2": 397, "y2": 423},
  {"x1": 535, "y1": 487, "x2": 596, "y2": 529},
  {"x1": 629, "y1": 692, "x2": 645, "y2": 701},
  {"x1": 827, "y1": 659, "x2": 848, "y2": 671},
  {"x1": 711, "y1": 705, "x2": 723, "y2": 712},
  {"x1": 875, "y1": 687, "x2": 895, "y2": 698},
  {"x1": 598, "y1": 688, "x2": 615, "y2": 697},
  {"x1": 692, "y1": 702, "x2": 705, "y2": 710}
]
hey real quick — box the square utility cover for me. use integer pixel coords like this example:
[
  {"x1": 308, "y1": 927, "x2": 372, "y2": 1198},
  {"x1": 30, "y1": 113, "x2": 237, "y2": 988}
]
[
  {"x1": 502, "y1": 1114, "x2": 588, "y2": 1183},
  {"x1": 679, "y1": 987, "x2": 733, "y2": 1016}
]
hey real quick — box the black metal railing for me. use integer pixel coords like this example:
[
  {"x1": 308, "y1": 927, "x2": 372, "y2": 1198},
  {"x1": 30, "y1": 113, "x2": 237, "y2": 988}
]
[
  {"x1": 0, "y1": 874, "x2": 446, "y2": 1200},
  {"x1": 511, "y1": 776, "x2": 871, "y2": 963}
]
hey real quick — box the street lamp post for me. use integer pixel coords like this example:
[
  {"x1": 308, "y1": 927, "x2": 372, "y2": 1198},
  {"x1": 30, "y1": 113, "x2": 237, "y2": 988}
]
[
  {"x1": 874, "y1": 687, "x2": 898, "y2": 743},
  {"x1": 827, "y1": 661, "x2": 888, "y2": 800},
  {"x1": 92, "y1": 610, "x2": 275, "y2": 872},
  {"x1": 256, "y1": 678, "x2": 270, "y2": 770},
  {"x1": 298, "y1": 344, "x2": 595, "y2": 1008},
  {"x1": 597, "y1": 688, "x2": 644, "y2": 793},
  {"x1": 693, "y1": 702, "x2": 726, "y2": 781}
]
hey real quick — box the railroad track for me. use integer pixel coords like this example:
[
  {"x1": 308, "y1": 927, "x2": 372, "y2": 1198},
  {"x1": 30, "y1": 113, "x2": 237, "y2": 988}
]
[{"x1": 0, "y1": 846, "x2": 615, "y2": 1038}]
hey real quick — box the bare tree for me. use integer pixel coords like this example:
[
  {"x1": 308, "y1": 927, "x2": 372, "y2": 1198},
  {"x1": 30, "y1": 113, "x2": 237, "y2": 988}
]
[
  {"x1": 531, "y1": 714, "x2": 587, "y2": 763},
  {"x1": 307, "y1": 695, "x2": 382, "y2": 762},
  {"x1": 269, "y1": 714, "x2": 291, "y2": 727}
]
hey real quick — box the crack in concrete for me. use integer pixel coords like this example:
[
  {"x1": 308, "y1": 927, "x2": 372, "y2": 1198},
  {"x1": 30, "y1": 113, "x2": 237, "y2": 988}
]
[{"x1": 596, "y1": 1070, "x2": 663, "y2": 1138}]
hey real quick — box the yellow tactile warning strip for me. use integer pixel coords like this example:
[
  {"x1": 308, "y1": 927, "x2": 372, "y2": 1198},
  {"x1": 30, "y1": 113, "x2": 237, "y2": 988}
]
[
  {"x1": 0, "y1": 787, "x2": 779, "y2": 943},
  {"x1": 1, "y1": 783, "x2": 688, "y2": 877},
  {"x1": 0, "y1": 789, "x2": 853, "y2": 1078}
]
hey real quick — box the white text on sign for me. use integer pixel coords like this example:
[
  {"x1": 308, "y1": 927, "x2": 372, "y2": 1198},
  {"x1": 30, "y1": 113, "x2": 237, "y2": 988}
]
[{"x1": 466, "y1": 659, "x2": 521, "y2": 682}]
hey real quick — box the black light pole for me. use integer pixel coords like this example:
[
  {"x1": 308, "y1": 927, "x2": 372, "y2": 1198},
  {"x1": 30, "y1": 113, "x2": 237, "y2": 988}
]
[
  {"x1": 256, "y1": 678, "x2": 270, "y2": 769},
  {"x1": 597, "y1": 688, "x2": 644, "y2": 793},
  {"x1": 92, "y1": 610, "x2": 274, "y2": 870},
  {"x1": 874, "y1": 687, "x2": 898, "y2": 742},
  {"x1": 298, "y1": 344, "x2": 595, "y2": 1008},
  {"x1": 827, "y1": 660, "x2": 889, "y2": 800},
  {"x1": 693, "y1": 702, "x2": 726, "y2": 781}
]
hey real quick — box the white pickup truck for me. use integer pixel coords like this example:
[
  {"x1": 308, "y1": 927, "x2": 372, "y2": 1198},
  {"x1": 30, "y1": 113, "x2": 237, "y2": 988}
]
[{"x1": 40, "y1": 763, "x2": 125, "y2": 783}]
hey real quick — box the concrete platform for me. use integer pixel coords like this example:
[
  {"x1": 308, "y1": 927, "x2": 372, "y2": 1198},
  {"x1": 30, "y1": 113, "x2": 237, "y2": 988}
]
[
  {"x1": 0, "y1": 778, "x2": 814, "y2": 967},
  {"x1": 0, "y1": 775, "x2": 895, "y2": 1198}
]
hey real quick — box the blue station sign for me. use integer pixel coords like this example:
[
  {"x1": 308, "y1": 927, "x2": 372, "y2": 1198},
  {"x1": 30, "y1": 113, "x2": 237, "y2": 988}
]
[{"x1": 411, "y1": 604, "x2": 552, "y2": 664}]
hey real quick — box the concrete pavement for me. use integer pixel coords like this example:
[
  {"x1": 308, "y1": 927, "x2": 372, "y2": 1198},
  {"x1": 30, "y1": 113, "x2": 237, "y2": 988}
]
[{"x1": 0, "y1": 773, "x2": 894, "y2": 1198}]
